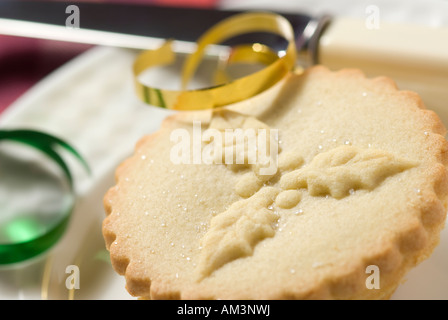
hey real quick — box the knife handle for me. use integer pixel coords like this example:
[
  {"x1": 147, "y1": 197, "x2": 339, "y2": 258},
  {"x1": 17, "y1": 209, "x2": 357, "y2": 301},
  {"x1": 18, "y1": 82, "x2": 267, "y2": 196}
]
[{"x1": 317, "y1": 18, "x2": 448, "y2": 122}]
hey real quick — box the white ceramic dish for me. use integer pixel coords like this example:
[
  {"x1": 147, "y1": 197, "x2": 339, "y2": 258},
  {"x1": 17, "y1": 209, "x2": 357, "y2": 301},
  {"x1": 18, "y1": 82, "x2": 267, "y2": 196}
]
[
  {"x1": 0, "y1": 44, "x2": 447, "y2": 300},
  {"x1": 0, "y1": 46, "x2": 171, "y2": 300}
]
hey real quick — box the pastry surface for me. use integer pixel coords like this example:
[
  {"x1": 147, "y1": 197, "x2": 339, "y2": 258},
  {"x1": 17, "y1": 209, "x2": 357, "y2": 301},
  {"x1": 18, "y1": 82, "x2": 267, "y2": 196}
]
[{"x1": 103, "y1": 66, "x2": 448, "y2": 299}]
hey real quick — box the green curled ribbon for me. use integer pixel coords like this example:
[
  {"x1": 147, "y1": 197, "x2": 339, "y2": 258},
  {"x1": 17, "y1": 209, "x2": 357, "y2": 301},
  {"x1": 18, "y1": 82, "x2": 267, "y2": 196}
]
[{"x1": 0, "y1": 129, "x2": 90, "y2": 265}]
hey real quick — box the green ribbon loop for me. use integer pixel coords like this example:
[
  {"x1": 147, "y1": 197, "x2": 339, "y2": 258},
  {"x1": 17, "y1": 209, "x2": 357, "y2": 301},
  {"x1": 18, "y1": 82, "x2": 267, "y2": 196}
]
[{"x1": 0, "y1": 129, "x2": 90, "y2": 265}]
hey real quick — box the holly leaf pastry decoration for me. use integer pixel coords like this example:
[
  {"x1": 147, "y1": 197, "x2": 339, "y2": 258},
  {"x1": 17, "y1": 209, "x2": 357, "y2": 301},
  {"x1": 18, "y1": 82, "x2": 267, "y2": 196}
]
[{"x1": 280, "y1": 145, "x2": 417, "y2": 199}]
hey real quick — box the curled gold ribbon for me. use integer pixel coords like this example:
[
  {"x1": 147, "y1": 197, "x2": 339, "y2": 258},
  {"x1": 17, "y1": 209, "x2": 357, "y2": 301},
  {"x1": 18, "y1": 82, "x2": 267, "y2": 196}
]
[
  {"x1": 133, "y1": 12, "x2": 298, "y2": 110},
  {"x1": 213, "y1": 43, "x2": 280, "y2": 85}
]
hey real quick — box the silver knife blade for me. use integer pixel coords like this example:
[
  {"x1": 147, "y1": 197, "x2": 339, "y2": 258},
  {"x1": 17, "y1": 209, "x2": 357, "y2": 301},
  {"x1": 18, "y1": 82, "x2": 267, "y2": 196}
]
[{"x1": 0, "y1": 0, "x2": 330, "y2": 64}]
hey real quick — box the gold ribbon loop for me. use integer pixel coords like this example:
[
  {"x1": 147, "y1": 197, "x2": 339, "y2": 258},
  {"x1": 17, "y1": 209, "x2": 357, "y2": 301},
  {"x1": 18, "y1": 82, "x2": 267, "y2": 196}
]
[
  {"x1": 133, "y1": 12, "x2": 298, "y2": 110},
  {"x1": 214, "y1": 43, "x2": 280, "y2": 85}
]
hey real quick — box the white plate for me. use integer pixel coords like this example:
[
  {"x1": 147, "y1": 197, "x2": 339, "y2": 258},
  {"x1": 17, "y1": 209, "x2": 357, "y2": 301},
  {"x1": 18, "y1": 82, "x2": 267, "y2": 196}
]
[
  {"x1": 0, "y1": 44, "x2": 447, "y2": 300},
  {"x1": 0, "y1": 46, "x2": 172, "y2": 300}
]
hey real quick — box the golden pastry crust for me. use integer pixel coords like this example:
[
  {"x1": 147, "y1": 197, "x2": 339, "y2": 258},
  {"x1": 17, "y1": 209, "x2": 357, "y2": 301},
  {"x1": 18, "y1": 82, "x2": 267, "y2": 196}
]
[{"x1": 103, "y1": 66, "x2": 448, "y2": 299}]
